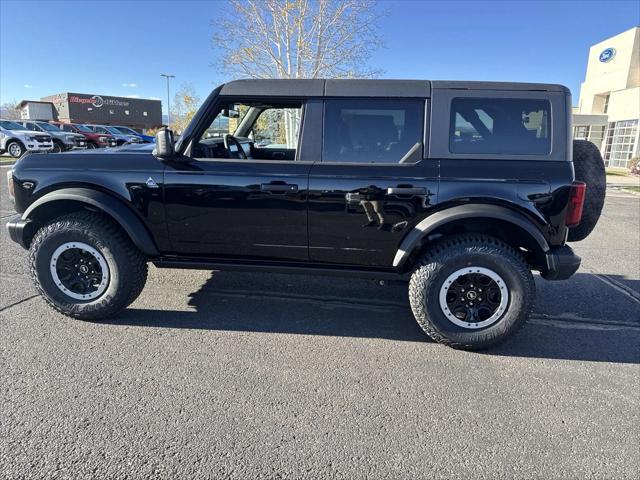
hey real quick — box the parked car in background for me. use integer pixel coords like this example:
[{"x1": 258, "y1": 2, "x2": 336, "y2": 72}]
[
  {"x1": 0, "y1": 119, "x2": 53, "y2": 157},
  {"x1": 19, "y1": 120, "x2": 87, "y2": 153},
  {"x1": 84, "y1": 125, "x2": 143, "y2": 146},
  {"x1": 51, "y1": 122, "x2": 118, "y2": 149},
  {"x1": 110, "y1": 126, "x2": 155, "y2": 143}
]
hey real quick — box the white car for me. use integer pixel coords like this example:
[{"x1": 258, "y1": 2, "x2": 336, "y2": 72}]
[{"x1": 0, "y1": 119, "x2": 54, "y2": 158}]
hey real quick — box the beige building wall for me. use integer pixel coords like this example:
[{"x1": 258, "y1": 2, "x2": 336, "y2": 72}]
[
  {"x1": 578, "y1": 27, "x2": 640, "y2": 114},
  {"x1": 607, "y1": 86, "x2": 640, "y2": 122},
  {"x1": 574, "y1": 27, "x2": 640, "y2": 167}
]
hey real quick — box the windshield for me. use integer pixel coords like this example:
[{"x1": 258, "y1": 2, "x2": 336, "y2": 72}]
[
  {"x1": 114, "y1": 127, "x2": 138, "y2": 135},
  {"x1": 36, "y1": 122, "x2": 62, "y2": 132},
  {"x1": 73, "y1": 124, "x2": 92, "y2": 133},
  {"x1": 105, "y1": 127, "x2": 122, "y2": 135},
  {"x1": 0, "y1": 120, "x2": 27, "y2": 131}
]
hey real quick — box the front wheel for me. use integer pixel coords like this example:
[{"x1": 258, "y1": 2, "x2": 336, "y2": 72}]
[
  {"x1": 7, "y1": 141, "x2": 25, "y2": 158},
  {"x1": 29, "y1": 211, "x2": 148, "y2": 320},
  {"x1": 409, "y1": 235, "x2": 535, "y2": 350},
  {"x1": 52, "y1": 141, "x2": 64, "y2": 153}
]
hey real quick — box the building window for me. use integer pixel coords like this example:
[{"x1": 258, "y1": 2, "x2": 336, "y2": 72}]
[
  {"x1": 143, "y1": 111, "x2": 148, "y2": 116},
  {"x1": 603, "y1": 120, "x2": 638, "y2": 168},
  {"x1": 574, "y1": 125, "x2": 590, "y2": 139},
  {"x1": 603, "y1": 95, "x2": 610, "y2": 114},
  {"x1": 109, "y1": 109, "x2": 114, "y2": 115},
  {"x1": 125, "y1": 110, "x2": 130, "y2": 115}
]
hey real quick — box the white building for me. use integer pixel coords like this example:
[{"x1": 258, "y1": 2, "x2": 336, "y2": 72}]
[
  {"x1": 17, "y1": 100, "x2": 55, "y2": 121},
  {"x1": 573, "y1": 26, "x2": 640, "y2": 168}
]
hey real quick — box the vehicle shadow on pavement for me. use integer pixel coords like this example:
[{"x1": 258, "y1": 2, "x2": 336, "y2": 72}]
[{"x1": 113, "y1": 271, "x2": 640, "y2": 364}]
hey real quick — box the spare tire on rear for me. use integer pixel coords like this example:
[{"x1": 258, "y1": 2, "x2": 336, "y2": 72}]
[{"x1": 568, "y1": 140, "x2": 606, "y2": 242}]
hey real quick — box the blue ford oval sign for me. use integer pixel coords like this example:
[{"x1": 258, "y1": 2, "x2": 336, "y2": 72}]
[{"x1": 599, "y1": 48, "x2": 615, "y2": 63}]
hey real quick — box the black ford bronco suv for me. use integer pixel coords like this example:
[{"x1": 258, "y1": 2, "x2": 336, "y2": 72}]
[{"x1": 6, "y1": 79, "x2": 606, "y2": 350}]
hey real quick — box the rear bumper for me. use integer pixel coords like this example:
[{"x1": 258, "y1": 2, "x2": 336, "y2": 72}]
[
  {"x1": 6, "y1": 215, "x2": 31, "y2": 249},
  {"x1": 542, "y1": 245, "x2": 581, "y2": 280}
]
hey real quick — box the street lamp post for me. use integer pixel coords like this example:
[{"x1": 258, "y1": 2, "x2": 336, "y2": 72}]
[{"x1": 160, "y1": 73, "x2": 175, "y2": 127}]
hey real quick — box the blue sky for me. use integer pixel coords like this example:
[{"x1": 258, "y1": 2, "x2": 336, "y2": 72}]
[{"x1": 1, "y1": 0, "x2": 638, "y2": 112}]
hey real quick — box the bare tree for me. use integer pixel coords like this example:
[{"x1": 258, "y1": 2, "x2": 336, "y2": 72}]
[
  {"x1": 1, "y1": 100, "x2": 21, "y2": 120},
  {"x1": 212, "y1": 0, "x2": 383, "y2": 145},
  {"x1": 170, "y1": 83, "x2": 201, "y2": 134},
  {"x1": 212, "y1": 0, "x2": 384, "y2": 80}
]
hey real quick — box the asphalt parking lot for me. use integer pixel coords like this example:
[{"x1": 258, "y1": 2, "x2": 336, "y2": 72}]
[{"x1": 1, "y1": 165, "x2": 639, "y2": 479}]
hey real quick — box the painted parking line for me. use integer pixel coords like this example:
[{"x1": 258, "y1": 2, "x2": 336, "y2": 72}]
[{"x1": 589, "y1": 272, "x2": 640, "y2": 305}]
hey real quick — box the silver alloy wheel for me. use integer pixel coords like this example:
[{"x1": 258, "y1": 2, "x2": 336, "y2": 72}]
[
  {"x1": 439, "y1": 266, "x2": 509, "y2": 329},
  {"x1": 8, "y1": 143, "x2": 23, "y2": 157},
  {"x1": 50, "y1": 242, "x2": 109, "y2": 300}
]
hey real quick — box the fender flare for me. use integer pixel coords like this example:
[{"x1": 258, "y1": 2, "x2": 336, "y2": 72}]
[
  {"x1": 22, "y1": 188, "x2": 160, "y2": 256},
  {"x1": 393, "y1": 204, "x2": 550, "y2": 268}
]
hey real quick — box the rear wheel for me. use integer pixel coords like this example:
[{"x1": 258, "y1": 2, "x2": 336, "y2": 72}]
[
  {"x1": 29, "y1": 211, "x2": 148, "y2": 320},
  {"x1": 409, "y1": 235, "x2": 535, "y2": 350}
]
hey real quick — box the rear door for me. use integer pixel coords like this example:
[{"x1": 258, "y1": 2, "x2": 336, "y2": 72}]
[{"x1": 308, "y1": 97, "x2": 438, "y2": 267}]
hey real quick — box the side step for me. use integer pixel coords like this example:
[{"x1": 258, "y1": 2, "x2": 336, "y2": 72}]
[{"x1": 153, "y1": 258, "x2": 408, "y2": 281}]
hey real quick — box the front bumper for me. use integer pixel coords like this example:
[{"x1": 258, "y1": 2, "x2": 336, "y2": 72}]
[
  {"x1": 542, "y1": 245, "x2": 581, "y2": 280},
  {"x1": 25, "y1": 143, "x2": 53, "y2": 153},
  {"x1": 66, "y1": 140, "x2": 88, "y2": 150},
  {"x1": 6, "y1": 215, "x2": 32, "y2": 249}
]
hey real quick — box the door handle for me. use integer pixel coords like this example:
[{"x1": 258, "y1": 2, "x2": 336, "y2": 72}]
[
  {"x1": 261, "y1": 182, "x2": 298, "y2": 193},
  {"x1": 386, "y1": 187, "x2": 427, "y2": 195}
]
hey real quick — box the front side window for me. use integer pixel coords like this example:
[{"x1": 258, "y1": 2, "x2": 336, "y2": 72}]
[
  {"x1": 195, "y1": 102, "x2": 302, "y2": 161},
  {"x1": 252, "y1": 108, "x2": 301, "y2": 149},
  {"x1": 323, "y1": 99, "x2": 424, "y2": 163},
  {"x1": 450, "y1": 98, "x2": 551, "y2": 155}
]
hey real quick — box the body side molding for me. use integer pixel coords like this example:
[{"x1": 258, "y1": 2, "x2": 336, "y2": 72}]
[{"x1": 393, "y1": 204, "x2": 550, "y2": 268}]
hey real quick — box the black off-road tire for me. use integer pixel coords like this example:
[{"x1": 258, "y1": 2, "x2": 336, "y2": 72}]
[
  {"x1": 569, "y1": 140, "x2": 606, "y2": 242},
  {"x1": 29, "y1": 211, "x2": 148, "y2": 320},
  {"x1": 408, "y1": 235, "x2": 535, "y2": 350}
]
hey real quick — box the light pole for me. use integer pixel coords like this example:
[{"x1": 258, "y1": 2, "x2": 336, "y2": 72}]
[{"x1": 160, "y1": 73, "x2": 175, "y2": 127}]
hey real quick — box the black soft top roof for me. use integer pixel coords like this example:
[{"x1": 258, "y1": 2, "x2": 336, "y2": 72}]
[{"x1": 219, "y1": 79, "x2": 569, "y2": 98}]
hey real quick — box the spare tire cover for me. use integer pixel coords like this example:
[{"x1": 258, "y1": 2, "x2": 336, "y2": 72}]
[{"x1": 568, "y1": 140, "x2": 606, "y2": 242}]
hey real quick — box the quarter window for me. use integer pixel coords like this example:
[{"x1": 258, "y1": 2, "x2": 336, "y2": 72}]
[
  {"x1": 450, "y1": 98, "x2": 551, "y2": 155},
  {"x1": 323, "y1": 99, "x2": 424, "y2": 163}
]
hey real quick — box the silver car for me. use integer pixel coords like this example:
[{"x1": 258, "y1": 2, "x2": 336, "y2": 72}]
[
  {"x1": 0, "y1": 119, "x2": 53, "y2": 157},
  {"x1": 20, "y1": 120, "x2": 87, "y2": 153}
]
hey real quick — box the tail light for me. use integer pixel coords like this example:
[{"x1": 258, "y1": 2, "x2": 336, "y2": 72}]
[{"x1": 565, "y1": 181, "x2": 586, "y2": 227}]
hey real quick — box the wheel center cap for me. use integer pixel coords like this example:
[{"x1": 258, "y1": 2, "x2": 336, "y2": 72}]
[
  {"x1": 466, "y1": 291, "x2": 477, "y2": 300},
  {"x1": 79, "y1": 265, "x2": 89, "y2": 274}
]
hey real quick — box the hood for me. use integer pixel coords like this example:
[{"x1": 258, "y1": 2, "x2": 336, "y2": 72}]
[
  {"x1": 61, "y1": 142, "x2": 155, "y2": 154},
  {"x1": 7, "y1": 129, "x2": 50, "y2": 138},
  {"x1": 14, "y1": 149, "x2": 163, "y2": 173}
]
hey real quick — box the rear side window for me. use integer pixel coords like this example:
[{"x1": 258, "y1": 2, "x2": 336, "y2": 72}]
[
  {"x1": 450, "y1": 98, "x2": 551, "y2": 155},
  {"x1": 323, "y1": 99, "x2": 423, "y2": 163}
]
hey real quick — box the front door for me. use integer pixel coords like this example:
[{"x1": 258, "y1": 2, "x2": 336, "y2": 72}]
[
  {"x1": 163, "y1": 101, "x2": 312, "y2": 261},
  {"x1": 308, "y1": 98, "x2": 438, "y2": 267}
]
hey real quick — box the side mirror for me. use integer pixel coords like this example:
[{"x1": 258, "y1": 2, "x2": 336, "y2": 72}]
[{"x1": 154, "y1": 128, "x2": 174, "y2": 159}]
